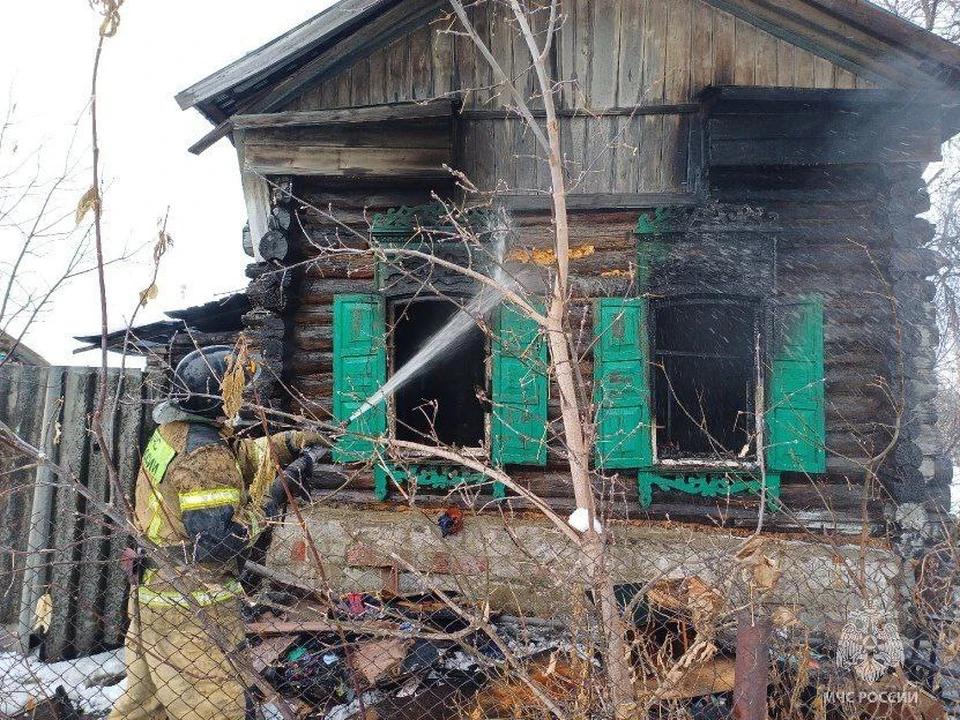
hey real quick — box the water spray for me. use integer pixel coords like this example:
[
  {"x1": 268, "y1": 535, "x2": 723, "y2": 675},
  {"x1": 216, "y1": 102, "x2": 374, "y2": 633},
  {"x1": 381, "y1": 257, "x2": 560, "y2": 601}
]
[{"x1": 347, "y1": 210, "x2": 516, "y2": 425}]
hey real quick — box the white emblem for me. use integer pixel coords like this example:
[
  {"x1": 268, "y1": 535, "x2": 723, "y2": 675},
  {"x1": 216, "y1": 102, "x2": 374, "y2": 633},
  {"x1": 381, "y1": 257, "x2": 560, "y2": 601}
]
[{"x1": 837, "y1": 601, "x2": 905, "y2": 682}]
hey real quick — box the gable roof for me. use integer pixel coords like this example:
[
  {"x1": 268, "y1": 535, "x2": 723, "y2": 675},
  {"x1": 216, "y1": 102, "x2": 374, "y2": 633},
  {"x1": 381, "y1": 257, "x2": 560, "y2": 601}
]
[
  {"x1": 178, "y1": 0, "x2": 960, "y2": 131},
  {"x1": 176, "y1": 0, "x2": 402, "y2": 121}
]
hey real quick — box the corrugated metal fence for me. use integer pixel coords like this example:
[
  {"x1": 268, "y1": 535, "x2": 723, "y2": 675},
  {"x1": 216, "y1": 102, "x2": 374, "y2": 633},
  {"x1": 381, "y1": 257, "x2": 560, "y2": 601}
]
[{"x1": 0, "y1": 365, "x2": 151, "y2": 660}]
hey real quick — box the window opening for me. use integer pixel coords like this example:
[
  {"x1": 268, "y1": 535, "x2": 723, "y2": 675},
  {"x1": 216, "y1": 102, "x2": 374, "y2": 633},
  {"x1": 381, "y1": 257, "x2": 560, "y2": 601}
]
[
  {"x1": 391, "y1": 297, "x2": 486, "y2": 448},
  {"x1": 653, "y1": 297, "x2": 758, "y2": 461}
]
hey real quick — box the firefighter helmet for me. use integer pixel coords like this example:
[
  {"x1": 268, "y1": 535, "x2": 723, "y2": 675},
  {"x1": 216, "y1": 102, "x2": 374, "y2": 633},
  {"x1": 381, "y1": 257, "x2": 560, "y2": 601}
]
[{"x1": 170, "y1": 345, "x2": 235, "y2": 418}]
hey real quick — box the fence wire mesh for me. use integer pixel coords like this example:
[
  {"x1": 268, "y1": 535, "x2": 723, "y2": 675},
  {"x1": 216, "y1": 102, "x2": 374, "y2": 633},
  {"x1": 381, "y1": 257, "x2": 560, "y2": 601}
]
[{"x1": 0, "y1": 366, "x2": 958, "y2": 720}]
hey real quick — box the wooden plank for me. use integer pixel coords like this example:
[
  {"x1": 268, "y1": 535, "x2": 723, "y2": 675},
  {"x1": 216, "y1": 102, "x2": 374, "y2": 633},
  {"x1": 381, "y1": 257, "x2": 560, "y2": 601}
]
[
  {"x1": 664, "y1": 0, "x2": 692, "y2": 103},
  {"x1": 489, "y1": 1, "x2": 513, "y2": 109},
  {"x1": 638, "y1": 114, "x2": 664, "y2": 192},
  {"x1": 245, "y1": 144, "x2": 452, "y2": 177},
  {"x1": 335, "y1": 68, "x2": 353, "y2": 107},
  {"x1": 512, "y1": 0, "x2": 536, "y2": 104},
  {"x1": 640, "y1": 0, "x2": 667, "y2": 104},
  {"x1": 756, "y1": 29, "x2": 779, "y2": 85},
  {"x1": 712, "y1": 5, "x2": 735, "y2": 86},
  {"x1": 235, "y1": 102, "x2": 457, "y2": 131},
  {"x1": 367, "y1": 45, "x2": 388, "y2": 105},
  {"x1": 710, "y1": 134, "x2": 941, "y2": 166},
  {"x1": 410, "y1": 24, "x2": 433, "y2": 101},
  {"x1": 351, "y1": 57, "x2": 371, "y2": 106},
  {"x1": 514, "y1": 115, "x2": 540, "y2": 193},
  {"x1": 583, "y1": 116, "x2": 616, "y2": 193},
  {"x1": 613, "y1": 115, "x2": 641, "y2": 193},
  {"x1": 574, "y1": 0, "x2": 593, "y2": 108},
  {"x1": 567, "y1": 115, "x2": 589, "y2": 191},
  {"x1": 792, "y1": 47, "x2": 815, "y2": 87},
  {"x1": 432, "y1": 12, "x2": 456, "y2": 98},
  {"x1": 813, "y1": 55, "x2": 835, "y2": 88},
  {"x1": 689, "y1": 3, "x2": 714, "y2": 96},
  {"x1": 320, "y1": 77, "x2": 338, "y2": 108},
  {"x1": 589, "y1": 0, "x2": 620, "y2": 108},
  {"x1": 383, "y1": 38, "x2": 407, "y2": 104},
  {"x1": 244, "y1": 119, "x2": 453, "y2": 149},
  {"x1": 708, "y1": 112, "x2": 933, "y2": 141},
  {"x1": 558, "y1": 0, "x2": 579, "y2": 108},
  {"x1": 460, "y1": 104, "x2": 700, "y2": 119},
  {"x1": 834, "y1": 67, "x2": 857, "y2": 89},
  {"x1": 617, "y1": 0, "x2": 645, "y2": 107},
  {"x1": 776, "y1": 39, "x2": 796, "y2": 86},
  {"x1": 493, "y1": 118, "x2": 515, "y2": 191},
  {"x1": 733, "y1": 16, "x2": 757, "y2": 85},
  {"x1": 660, "y1": 114, "x2": 690, "y2": 193},
  {"x1": 235, "y1": 132, "x2": 272, "y2": 261},
  {"x1": 471, "y1": 0, "x2": 494, "y2": 107},
  {"x1": 463, "y1": 119, "x2": 495, "y2": 192}
]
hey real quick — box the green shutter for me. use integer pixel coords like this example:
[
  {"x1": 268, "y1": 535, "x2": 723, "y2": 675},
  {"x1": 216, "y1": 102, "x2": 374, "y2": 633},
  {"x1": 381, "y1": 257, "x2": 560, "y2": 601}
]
[
  {"x1": 593, "y1": 298, "x2": 652, "y2": 469},
  {"x1": 492, "y1": 302, "x2": 548, "y2": 465},
  {"x1": 332, "y1": 294, "x2": 387, "y2": 462},
  {"x1": 767, "y1": 296, "x2": 826, "y2": 474}
]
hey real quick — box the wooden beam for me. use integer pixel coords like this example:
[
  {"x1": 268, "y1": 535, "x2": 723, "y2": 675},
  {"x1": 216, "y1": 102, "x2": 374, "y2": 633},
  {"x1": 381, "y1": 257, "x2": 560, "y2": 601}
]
[
  {"x1": 235, "y1": 131, "x2": 272, "y2": 259},
  {"x1": 501, "y1": 193, "x2": 701, "y2": 212},
  {"x1": 232, "y1": 100, "x2": 455, "y2": 130},
  {"x1": 188, "y1": 120, "x2": 233, "y2": 156},
  {"x1": 459, "y1": 104, "x2": 701, "y2": 119},
  {"x1": 244, "y1": 144, "x2": 452, "y2": 178}
]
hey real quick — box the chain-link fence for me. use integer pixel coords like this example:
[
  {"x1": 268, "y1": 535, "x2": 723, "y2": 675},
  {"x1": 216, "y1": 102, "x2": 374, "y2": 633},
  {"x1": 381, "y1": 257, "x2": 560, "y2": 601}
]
[{"x1": 1, "y1": 360, "x2": 958, "y2": 720}]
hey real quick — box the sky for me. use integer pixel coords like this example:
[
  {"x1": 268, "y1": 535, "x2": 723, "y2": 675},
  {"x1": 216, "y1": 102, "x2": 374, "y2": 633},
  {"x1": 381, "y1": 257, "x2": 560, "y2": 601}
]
[{"x1": 0, "y1": 1, "x2": 333, "y2": 366}]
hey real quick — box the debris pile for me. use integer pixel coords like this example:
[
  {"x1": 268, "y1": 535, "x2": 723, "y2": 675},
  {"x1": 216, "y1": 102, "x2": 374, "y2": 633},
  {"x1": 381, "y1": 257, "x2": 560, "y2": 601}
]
[{"x1": 2, "y1": 572, "x2": 947, "y2": 719}]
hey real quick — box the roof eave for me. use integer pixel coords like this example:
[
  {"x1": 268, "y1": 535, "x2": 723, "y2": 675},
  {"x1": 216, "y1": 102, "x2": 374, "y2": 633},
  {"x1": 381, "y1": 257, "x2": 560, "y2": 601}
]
[{"x1": 175, "y1": 0, "x2": 396, "y2": 113}]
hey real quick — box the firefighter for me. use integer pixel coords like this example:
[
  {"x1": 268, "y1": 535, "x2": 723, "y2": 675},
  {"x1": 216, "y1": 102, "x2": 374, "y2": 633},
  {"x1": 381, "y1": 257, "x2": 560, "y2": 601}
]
[{"x1": 109, "y1": 346, "x2": 321, "y2": 720}]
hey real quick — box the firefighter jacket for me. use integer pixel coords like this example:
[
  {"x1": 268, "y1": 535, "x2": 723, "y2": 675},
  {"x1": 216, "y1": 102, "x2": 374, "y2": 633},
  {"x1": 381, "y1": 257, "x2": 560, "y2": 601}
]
[{"x1": 134, "y1": 420, "x2": 317, "y2": 608}]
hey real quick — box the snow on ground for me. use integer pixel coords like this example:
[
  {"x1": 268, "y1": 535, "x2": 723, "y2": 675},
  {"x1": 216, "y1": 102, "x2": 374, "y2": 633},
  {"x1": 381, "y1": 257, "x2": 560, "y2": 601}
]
[{"x1": 0, "y1": 649, "x2": 126, "y2": 716}]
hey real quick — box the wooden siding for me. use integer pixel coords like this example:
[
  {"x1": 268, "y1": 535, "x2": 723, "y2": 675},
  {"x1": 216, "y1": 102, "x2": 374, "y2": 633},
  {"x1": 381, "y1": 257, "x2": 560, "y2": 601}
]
[
  {"x1": 288, "y1": 0, "x2": 876, "y2": 112},
  {"x1": 278, "y1": 0, "x2": 876, "y2": 195}
]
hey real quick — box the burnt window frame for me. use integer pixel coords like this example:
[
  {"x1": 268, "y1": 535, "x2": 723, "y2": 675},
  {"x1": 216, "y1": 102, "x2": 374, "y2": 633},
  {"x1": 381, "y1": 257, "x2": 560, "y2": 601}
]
[
  {"x1": 650, "y1": 294, "x2": 763, "y2": 468},
  {"x1": 386, "y1": 293, "x2": 491, "y2": 458}
]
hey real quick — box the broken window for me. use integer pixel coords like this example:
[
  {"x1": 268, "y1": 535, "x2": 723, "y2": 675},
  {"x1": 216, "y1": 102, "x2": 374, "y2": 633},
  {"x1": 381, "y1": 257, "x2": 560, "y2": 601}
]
[
  {"x1": 390, "y1": 297, "x2": 486, "y2": 448},
  {"x1": 652, "y1": 297, "x2": 759, "y2": 461}
]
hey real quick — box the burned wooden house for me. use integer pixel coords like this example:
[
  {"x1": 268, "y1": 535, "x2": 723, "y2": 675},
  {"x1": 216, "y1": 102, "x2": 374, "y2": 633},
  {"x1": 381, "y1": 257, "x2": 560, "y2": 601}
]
[{"x1": 177, "y1": 0, "x2": 959, "y2": 615}]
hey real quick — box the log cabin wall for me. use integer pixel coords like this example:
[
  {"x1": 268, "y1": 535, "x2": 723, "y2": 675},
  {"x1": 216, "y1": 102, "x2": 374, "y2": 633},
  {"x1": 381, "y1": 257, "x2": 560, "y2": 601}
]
[
  {"x1": 226, "y1": 0, "x2": 954, "y2": 535},
  {"x1": 283, "y1": 188, "x2": 925, "y2": 534}
]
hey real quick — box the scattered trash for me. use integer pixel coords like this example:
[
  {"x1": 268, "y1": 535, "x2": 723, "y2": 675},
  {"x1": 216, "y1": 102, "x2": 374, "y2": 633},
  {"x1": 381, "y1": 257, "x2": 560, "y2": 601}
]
[
  {"x1": 437, "y1": 506, "x2": 463, "y2": 537},
  {"x1": 346, "y1": 592, "x2": 366, "y2": 616},
  {"x1": 351, "y1": 638, "x2": 412, "y2": 686}
]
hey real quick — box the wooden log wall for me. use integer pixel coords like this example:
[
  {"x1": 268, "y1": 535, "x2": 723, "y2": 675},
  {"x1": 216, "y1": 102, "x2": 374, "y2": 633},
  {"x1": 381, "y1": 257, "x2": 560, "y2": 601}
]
[
  {"x1": 0, "y1": 365, "x2": 150, "y2": 660},
  {"x1": 281, "y1": 173, "x2": 905, "y2": 534},
  {"x1": 282, "y1": 0, "x2": 875, "y2": 196}
]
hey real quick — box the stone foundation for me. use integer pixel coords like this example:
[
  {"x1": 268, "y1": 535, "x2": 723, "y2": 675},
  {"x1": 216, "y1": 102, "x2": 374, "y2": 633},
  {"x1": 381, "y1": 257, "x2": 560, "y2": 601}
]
[{"x1": 268, "y1": 504, "x2": 901, "y2": 639}]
